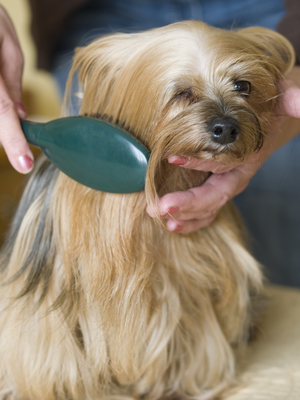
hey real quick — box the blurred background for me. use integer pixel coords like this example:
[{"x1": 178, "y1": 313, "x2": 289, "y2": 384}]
[{"x1": 0, "y1": 0, "x2": 61, "y2": 245}]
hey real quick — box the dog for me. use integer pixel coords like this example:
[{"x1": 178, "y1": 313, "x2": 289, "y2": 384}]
[{"x1": 0, "y1": 21, "x2": 295, "y2": 400}]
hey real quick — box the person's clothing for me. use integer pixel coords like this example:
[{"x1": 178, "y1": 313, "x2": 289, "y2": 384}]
[
  {"x1": 27, "y1": 0, "x2": 300, "y2": 287},
  {"x1": 234, "y1": 136, "x2": 300, "y2": 286},
  {"x1": 29, "y1": 0, "x2": 89, "y2": 71},
  {"x1": 28, "y1": 0, "x2": 300, "y2": 71},
  {"x1": 278, "y1": 0, "x2": 300, "y2": 65}
]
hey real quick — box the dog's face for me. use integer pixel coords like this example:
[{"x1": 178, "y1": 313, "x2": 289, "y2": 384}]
[{"x1": 66, "y1": 21, "x2": 294, "y2": 204}]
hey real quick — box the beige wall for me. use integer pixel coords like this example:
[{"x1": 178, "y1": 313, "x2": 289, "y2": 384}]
[{"x1": 1, "y1": 0, "x2": 61, "y2": 117}]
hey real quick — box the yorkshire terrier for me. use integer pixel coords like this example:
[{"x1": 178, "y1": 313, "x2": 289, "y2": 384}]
[{"x1": 0, "y1": 21, "x2": 294, "y2": 400}]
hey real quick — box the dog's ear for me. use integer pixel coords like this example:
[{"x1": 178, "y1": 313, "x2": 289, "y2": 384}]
[
  {"x1": 238, "y1": 27, "x2": 295, "y2": 76},
  {"x1": 63, "y1": 41, "x2": 113, "y2": 115},
  {"x1": 63, "y1": 34, "x2": 132, "y2": 117}
]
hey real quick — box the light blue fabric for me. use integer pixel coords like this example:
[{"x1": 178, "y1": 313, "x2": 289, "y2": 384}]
[{"x1": 51, "y1": 0, "x2": 300, "y2": 287}]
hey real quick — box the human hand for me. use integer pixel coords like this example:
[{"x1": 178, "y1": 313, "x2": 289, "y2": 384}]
[
  {"x1": 147, "y1": 66, "x2": 300, "y2": 233},
  {"x1": 0, "y1": 6, "x2": 33, "y2": 173}
]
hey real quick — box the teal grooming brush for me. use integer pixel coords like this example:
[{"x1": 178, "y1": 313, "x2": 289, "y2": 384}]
[{"x1": 21, "y1": 116, "x2": 150, "y2": 193}]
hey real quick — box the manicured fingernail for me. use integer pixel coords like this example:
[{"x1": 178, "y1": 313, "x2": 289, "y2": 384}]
[
  {"x1": 18, "y1": 154, "x2": 34, "y2": 172},
  {"x1": 168, "y1": 155, "x2": 188, "y2": 166},
  {"x1": 168, "y1": 222, "x2": 183, "y2": 232},
  {"x1": 15, "y1": 102, "x2": 27, "y2": 119},
  {"x1": 161, "y1": 206, "x2": 180, "y2": 217},
  {"x1": 168, "y1": 206, "x2": 180, "y2": 213},
  {"x1": 167, "y1": 220, "x2": 183, "y2": 232}
]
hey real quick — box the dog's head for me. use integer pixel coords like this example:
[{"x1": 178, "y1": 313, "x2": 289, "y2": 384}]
[{"x1": 66, "y1": 21, "x2": 294, "y2": 210}]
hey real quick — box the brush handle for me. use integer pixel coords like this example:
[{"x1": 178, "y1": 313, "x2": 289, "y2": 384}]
[
  {"x1": 20, "y1": 117, "x2": 150, "y2": 193},
  {"x1": 21, "y1": 120, "x2": 45, "y2": 147}
]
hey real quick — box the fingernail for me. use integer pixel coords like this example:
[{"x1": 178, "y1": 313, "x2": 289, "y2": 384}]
[
  {"x1": 161, "y1": 206, "x2": 180, "y2": 216},
  {"x1": 15, "y1": 102, "x2": 27, "y2": 119},
  {"x1": 18, "y1": 154, "x2": 34, "y2": 173},
  {"x1": 168, "y1": 223, "x2": 183, "y2": 232},
  {"x1": 168, "y1": 206, "x2": 180, "y2": 213},
  {"x1": 168, "y1": 155, "x2": 188, "y2": 166},
  {"x1": 167, "y1": 220, "x2": 182, "y2": 232}
]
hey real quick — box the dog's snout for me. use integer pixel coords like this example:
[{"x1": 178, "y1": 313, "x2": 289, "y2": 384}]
[{"x1": 208, "y1": 117, "x2": 240, "y2": 145}]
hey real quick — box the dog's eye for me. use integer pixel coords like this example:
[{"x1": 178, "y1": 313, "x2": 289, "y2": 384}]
[
  {"x1": 234, "y1": 81, "x2": 251, "y2": 96},
  {"x1": 173, "y1": 88, "x2": 198, "y2": 104}
]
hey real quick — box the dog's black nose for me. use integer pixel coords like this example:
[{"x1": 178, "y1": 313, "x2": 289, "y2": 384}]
[{"x1": 208, "y1": 117, "x2": 240, "y2": 145}]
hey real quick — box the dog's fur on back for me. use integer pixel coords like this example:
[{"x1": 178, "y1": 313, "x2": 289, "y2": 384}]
[{"x1": 0, "y1": 21, "x2": 295, "y2": 400}]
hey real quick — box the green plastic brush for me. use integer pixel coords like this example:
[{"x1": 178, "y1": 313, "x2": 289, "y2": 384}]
[{"x1": 21, "y1": 116, "x2": 150, "y2": 193}]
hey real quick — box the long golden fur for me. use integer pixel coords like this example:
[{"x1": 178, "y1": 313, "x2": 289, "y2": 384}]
[{"x1": 0, "y1": 21, "x2": 295, "y2": 400}]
